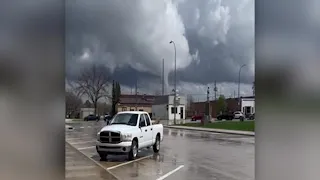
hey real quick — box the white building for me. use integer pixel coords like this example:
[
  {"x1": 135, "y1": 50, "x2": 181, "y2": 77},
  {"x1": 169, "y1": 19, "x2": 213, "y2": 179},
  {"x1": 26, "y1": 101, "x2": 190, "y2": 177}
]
[
  {"x1": 152, "y1": 95, "x2": 186, "y2": 125},
  {"x1": 240, "y1": 96, "x2": 255, "y2": 115},
  {"x1": 80, "y1": 108, "x2": 95, "y2": 119}
]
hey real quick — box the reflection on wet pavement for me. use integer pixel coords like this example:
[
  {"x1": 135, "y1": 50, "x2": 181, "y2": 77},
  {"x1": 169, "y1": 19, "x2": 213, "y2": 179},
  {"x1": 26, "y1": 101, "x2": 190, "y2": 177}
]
[{"x1": 66, "y1": 121, "x2": 254, "y2": 180}]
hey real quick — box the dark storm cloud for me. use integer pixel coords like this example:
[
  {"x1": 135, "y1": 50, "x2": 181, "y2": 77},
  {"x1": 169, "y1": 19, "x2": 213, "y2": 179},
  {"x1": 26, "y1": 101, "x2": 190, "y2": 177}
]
[
  {"x1": 66, "y1": 0, "x2": 254, "y2": 89},
  {"x1": 66, "y1": 0, "x2": 196, "y2": 86},
  {"x1": 172, "y1": 0, "x2": 254, "y2": 84}
]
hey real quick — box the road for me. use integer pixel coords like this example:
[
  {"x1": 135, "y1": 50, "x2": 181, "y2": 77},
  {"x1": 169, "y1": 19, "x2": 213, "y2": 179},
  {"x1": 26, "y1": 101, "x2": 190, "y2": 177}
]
[{"x1": 66, "y1": 121, "x2": 254, "y2": 180}]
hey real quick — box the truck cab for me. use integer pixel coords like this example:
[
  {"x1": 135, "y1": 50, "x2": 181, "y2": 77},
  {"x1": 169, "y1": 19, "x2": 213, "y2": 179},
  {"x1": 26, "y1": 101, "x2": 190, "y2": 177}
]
[{"x1": 96, "y1": 111, "x2": 163, "y2": 160}]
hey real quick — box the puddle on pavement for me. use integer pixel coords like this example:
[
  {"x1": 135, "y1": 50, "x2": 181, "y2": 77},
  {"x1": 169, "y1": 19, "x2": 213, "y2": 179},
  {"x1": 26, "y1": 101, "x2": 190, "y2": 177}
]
[{"x1": 109, "y1": 153, "x2": 183, "y2": 180}]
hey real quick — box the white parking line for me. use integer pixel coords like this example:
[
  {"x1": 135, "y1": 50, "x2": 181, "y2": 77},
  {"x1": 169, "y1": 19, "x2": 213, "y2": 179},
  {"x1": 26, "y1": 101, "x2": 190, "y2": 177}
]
[
  {"x1": 78, "y1": 146, "x2": 96, "y2": 150},
  {"x1": 66, "y1": 136, "x2": 92, "y2": 141},
  {"x1": 66, "y1": 142, "x2": 122, "y2": 180},
  {"x1": 66, "y1": 137, "x2": 84, "y2": 141},
  {"x1": 70, "y1": 140, "x2": 96, "y2": 145},
  {"x1": 107, "y1": 155, "x2": 153, "y2": 170},
  {"x1": 156, "y1": 165, "x2": 184, "y2": 180}
]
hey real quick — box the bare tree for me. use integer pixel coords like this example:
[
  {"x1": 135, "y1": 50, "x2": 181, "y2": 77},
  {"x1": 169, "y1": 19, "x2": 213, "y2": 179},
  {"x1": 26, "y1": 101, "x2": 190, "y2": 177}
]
[
  {"x1": 97, "y1": 102, "x2": 110, "y2": 115},
  {"x1": 74, "y1": 65, "x2": 110, "y2": 115},
  {"x1": 65, "y1": 90, "x2": 82, "y2": 118}
]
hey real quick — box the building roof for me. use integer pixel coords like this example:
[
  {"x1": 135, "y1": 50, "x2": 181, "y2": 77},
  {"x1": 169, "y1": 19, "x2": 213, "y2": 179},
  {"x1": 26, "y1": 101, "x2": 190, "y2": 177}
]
[
  {"x1": 192, "y1": 96, "x2": 255, "y2": 104},
  {"x1": 241, "y1": 96, "x2": 255, "y2": 99},
  {"x1": 153, "y1": 95, "x2": 169, "y2": 105},
  {"x1": 119, "y1": 94, "x2": 156, "y2": 106},
  {"x1": 117, "y1": 111, "x2": 148, "y2": 115}
]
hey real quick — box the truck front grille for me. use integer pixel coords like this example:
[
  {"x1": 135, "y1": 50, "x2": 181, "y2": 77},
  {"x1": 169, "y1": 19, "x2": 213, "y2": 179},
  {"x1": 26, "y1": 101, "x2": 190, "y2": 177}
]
[{"x1": 99, "y1": 131, "x2": 121, "y2": 144}]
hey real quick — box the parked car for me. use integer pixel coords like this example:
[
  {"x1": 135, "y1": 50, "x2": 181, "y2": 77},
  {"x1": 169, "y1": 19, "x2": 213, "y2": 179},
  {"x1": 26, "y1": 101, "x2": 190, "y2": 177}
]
[
  {"x1": 216, "y1": 113, "x2": 234, "y2": 121},
  {"x1": 191, "y1": 114, "x2": 203, "y2": 121},
  {"x1": 233, "y1": 111, "x2": 245, "y2": 121},
  {"x1": 103, "y1": 114, "x2": 112, "y2": 121},
  {"x1": 248, "y1": 113, "x2": 255, "y2": 120},
  {"x1": 96, "y1": 111, "x2": 163, "y2": 161},
  {"x1": 84, "y1": 114, "x2": 99, "y2": 121},
  {"x1": 104, "y1": 114, "x2": 113, "y2": 124}
]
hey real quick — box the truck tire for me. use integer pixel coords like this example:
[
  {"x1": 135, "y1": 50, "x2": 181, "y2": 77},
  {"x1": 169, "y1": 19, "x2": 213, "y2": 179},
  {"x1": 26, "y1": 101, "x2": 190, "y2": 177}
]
[
  {"x1": 98, "y1": 151, "x2": 107, "y2": 161},
  {"x1": 153, "y1": 135, "x2": 160, "y2": 153},
  {"x1": 128, "y1": 140, "x2": 138, "y2": 160}
]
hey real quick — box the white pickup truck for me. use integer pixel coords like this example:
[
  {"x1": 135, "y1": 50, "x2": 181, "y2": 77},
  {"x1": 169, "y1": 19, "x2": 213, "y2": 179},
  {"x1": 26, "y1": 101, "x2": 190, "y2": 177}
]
[{"x1": 96, "y1": 111, "x2": 163, "y2": 160}]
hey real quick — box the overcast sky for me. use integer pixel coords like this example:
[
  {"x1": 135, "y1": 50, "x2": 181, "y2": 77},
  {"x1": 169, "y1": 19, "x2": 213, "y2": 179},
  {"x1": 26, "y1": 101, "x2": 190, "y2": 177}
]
[{"x1": 66, "y1": 0, "x2": 254, "y2": 100}]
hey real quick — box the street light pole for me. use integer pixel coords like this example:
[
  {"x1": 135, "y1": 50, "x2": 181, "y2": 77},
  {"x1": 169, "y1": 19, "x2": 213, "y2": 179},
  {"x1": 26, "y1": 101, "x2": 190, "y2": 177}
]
[
  {"x1": 170, "y1": 40, "x2": 177, "y2": 125},
  {"x1": 238, "y1": 64, "x2": 246, "y2": 109}
]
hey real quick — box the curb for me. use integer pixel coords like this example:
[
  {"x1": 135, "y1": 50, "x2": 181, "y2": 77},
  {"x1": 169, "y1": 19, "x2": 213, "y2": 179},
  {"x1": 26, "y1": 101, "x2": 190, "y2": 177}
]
[{"x1": 163, "y1": 126, "x2": 255, "y2": 136}]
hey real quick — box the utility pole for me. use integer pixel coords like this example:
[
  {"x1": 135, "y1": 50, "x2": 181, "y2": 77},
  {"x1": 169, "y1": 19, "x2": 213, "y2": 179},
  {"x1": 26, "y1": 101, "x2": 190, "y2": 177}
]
[
  {"x1": 214, "y1": 81, "x2": 217, "y2": 101},
  {"x1": 252, "y1": 81, "x2": 255, "y2": 96},
  {"x1": 169, "y1": 40, "x2": 177, "y2": 125},
  {"x1": 162, "y1": 58, "x2": 165, "y2": 95},
  {"x1": 234, "y1": 90, "x2": 236, "y2": 98},
  {"x1": 207, "y1": 87, "x2": 210, "y2": 114},
  {"x1": 238, "y1": 64, "x2": 246, "y2": 108},
  {"x1": 135, "y1": 79, "x2": 138, "y2": 111},
  {"x1": 206, "y1": 86, "x2": 210, "y2": 123}
]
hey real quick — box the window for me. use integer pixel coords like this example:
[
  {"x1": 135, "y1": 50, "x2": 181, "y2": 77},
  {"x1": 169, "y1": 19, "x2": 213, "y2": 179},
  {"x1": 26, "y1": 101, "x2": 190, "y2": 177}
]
[
  {"x1": 110, "y1": 113, "x2": 138, "y2": 126},
  {"x1": 171, "y1": 107, "x2": 177, "y2": 114},
  {"x1": 139, "y1": 109, "x2": 143, "y2": 111},
  {"x1": 143, "y1": 114, "x2": 151, "y2": 126},
  {"x1": 139, "y1": 115, "x2": 146, "y2": 127},
  {"x1": 130, "y1": 109, "x2": 134, "y2": 111}
]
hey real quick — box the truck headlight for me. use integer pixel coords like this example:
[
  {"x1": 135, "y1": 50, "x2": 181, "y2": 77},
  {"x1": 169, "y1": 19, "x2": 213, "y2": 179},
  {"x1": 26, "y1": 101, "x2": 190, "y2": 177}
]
[
  {"x1": 97, "y1": 132, "x2": 100, "y2": 140},
  {"x1": 121, "y1": 133, "x2": 132, "y2": 141}
]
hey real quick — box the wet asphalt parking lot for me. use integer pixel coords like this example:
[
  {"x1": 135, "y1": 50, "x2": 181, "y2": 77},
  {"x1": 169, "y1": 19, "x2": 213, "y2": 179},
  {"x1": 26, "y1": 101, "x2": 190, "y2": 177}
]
[{"x1": 66, "y1": 121, "x2": 254, "y2": 180}]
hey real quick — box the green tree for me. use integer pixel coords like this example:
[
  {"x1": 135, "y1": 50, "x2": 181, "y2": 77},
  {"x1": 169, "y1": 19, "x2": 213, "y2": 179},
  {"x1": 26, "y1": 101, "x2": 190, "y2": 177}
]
[
  {"x1": 111, "y1": 80, "x2": 121, "y2": 116},
  {"x1": 217, "y1": 95, "x2": 227, "y2": 114}
]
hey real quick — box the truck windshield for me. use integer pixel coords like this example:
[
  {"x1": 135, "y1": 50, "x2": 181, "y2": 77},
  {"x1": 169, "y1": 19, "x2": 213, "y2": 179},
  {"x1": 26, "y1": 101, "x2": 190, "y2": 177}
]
[{"x1": 110, "y1": 113, "x2": 138, "y2": 126}]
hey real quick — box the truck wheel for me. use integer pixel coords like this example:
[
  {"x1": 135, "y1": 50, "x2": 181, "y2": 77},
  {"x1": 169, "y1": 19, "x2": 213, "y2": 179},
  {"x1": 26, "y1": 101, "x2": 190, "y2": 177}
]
[
  {"x1": 128, "y1": 140, "x2": 138, "y2": 160},
  {"x1": 98, "y1": 152, "x2": 107, "y2": 161},
  {"x1": 153, "y1": 135, "x2": 160, "y2": 153}
]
